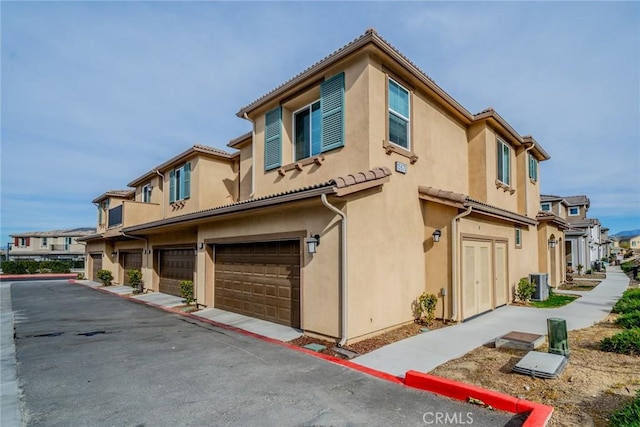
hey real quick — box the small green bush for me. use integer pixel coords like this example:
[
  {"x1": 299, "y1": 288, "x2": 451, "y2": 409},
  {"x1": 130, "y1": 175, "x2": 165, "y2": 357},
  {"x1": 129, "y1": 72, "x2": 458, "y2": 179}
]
[
  {"x1": 39, "y1": 260, "x2": 71, "y2": 273},
  {"x1": 600, "y1": 328, "x2": 640, "y2": 356},
  {"x1": 585, "y1": 269, "x2": 592, "y2": 275},
  {"x1": 516, "y1": 277, "x2": 536, "y2": 303},
  {"x1": 414, "y1": 292, "x2": 438, "y2": 324},
  {"x1": 77, "y1": 273, "x2": 86, "y2": 280},
  {"x1": 610, "y1": 389, "x2": 640, "y2": 427},
  {"x1": 576, "y1": 264, "x2": 584, "y2": 274},
  {"x1": 616, "y1": 312, "x2": 640, "y2": 329},
  {"x1": 96, "y1": 269, "x2": 113, "y2": 286},
  {"x1": 127, "y1": 269, "x2": 143, "y2": 292},
  {"x1": 613, "y1": 289, "x2": 640, "y2": 314},
  {"x1": 180, "y1": 280, "x2": 194, "y2": 304}
]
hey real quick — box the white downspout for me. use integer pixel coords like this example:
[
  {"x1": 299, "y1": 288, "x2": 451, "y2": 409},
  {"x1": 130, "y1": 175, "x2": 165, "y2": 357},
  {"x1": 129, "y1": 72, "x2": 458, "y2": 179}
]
[
  {"x1": 321, "y1": 194, "x2": 348, "y2": 347},
  {"x1": 243, "y1": 113, "x2": 257, "y2": 198},
  {"x1": 450, "y1": 206, "x2": 473, "y2": 322},
  {"x1": 155, "y1": 170, "x2": 165, "y2": 219}
]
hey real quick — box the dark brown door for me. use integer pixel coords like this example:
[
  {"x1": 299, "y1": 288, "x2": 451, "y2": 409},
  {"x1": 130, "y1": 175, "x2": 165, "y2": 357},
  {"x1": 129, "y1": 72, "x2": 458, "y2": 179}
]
[
  {"x1": 159, "y1": 249, "x2": 194, "y2": 297},
  {"x1": 215, "y1": 241, "x2": 300, "y2": 328},
  {"x1": 122, "y1": 251, "x2": 142, "y2": 285},
  {"x1": 91, "y1": 254, "x2": 102, "y2": 281}
]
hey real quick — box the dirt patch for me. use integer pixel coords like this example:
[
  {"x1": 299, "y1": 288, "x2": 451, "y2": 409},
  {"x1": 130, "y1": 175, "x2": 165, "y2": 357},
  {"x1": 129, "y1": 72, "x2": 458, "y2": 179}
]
[
  {"x1": 430, "y1": 314, "x2": 639, "y2": 426},
  {"x1": 288, "y1": 320, "x2": 449, "y2": 358},
  {"x1": 173, "y1": 304, "x2": 200, "y2": 313},
  {"x1": 560, "y1": 280, "x2": 602, "y2": 291}
]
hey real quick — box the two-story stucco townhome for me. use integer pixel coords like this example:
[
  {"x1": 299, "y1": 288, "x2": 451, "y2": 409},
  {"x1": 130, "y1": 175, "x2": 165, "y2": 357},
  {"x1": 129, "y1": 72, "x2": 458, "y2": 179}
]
[
  {"x1": 81, "y1": 29, "x2": 563, "y2": 344},
  {"x1": 9, "y1": 228, "x2": 95, "y2": 263},
  {"x1": 541, "y1": 194, "x2": 607, "y2": 273}
]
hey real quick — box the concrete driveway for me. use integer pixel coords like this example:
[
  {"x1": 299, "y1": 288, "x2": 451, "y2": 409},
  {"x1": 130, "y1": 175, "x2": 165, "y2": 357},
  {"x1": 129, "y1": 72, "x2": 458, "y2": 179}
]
[{"x1": 4, "y1": 280, "x2": 520, "y2": 426}]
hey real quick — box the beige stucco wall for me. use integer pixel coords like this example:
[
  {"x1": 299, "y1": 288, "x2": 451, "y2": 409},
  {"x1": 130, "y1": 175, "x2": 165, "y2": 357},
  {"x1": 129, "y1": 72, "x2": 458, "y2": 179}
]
[
  {"x1": 537, "y1": 223, "x2": 566, "y2": 287},
  {"x1": 248, "y1": 53, "x2": 371, "y2": 198},
  {"x1": 238, "y1": 142, "x2": 253, "y2": 201}
]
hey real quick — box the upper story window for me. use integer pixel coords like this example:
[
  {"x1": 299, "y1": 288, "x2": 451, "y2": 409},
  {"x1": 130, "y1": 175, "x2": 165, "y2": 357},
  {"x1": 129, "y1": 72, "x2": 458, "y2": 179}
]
[
  {"x1": 496, "y1": 139, "x2": 511, "y2": 186},
  {"x1": 388, "y1": 78, "x2": 410, "y2": 149},
  {"x1": 142, "y1": 184, "x2": 152, "y2": 203},
  {"x1": 569, "y1": 207, "x2": 580, "y2": 216},
  {"x1": 515, "y1": 227, "x2": 522, "y2": 249},
  {"x1": 16, "y1": 237, "x2": 29, "y2": 247},
  {"x1": 98, "y1": 200, "x2": 109, "y2": 225},
  {"x1": 41, "y1": 237, "x2": 48, "y2": 248},
  {"x1": 541, "y1": 202, "x2": 551, "y2": 212},
  {"x1": 264, "y1": 73, "x2": 344, "y2": 171},
  {"x1": 64, "y1": 237, "x2": 73, "y2": 250},
  {"x1": 294, "y1": 101, "x2": 321, "y2": 161},
  {"x1": 169, "y1": 163, "x2": 191, "y2": 203},
  {"x1": 528, "y1": 154, "x2": 538, "y2": 181}
]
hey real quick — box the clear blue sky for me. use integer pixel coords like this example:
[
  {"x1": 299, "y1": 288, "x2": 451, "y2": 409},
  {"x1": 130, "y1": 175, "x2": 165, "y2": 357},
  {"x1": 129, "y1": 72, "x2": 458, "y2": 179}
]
[{"x1": 2, "y1": 1, "x2": 639, "y2": 246}]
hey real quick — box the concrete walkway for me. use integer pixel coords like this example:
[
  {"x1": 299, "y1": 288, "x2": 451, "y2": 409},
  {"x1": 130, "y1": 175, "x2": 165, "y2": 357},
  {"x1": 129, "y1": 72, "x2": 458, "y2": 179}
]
[
  {"x1": 354, "y1": 266, "x2": 630, "y2": 377},
  {"x1": 77, "y1": 281, "x2": 303, "y2": 342}
]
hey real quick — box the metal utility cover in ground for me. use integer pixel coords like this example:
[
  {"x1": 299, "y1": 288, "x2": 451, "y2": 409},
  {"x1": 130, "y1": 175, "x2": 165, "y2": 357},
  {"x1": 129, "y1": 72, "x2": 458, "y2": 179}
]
[
  {"x1": 512, "y1": 351, "x2": 568, "y2": 379},
  {"x1": 495, "y1": 331, "x2": 545, "y2": 351}
]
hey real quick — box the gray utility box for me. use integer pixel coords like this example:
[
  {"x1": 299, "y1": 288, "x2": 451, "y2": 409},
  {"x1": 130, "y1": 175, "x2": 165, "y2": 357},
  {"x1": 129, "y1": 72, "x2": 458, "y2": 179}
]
[{"x1": 529, "y1": 273, "x2": 549, "y2": 301}]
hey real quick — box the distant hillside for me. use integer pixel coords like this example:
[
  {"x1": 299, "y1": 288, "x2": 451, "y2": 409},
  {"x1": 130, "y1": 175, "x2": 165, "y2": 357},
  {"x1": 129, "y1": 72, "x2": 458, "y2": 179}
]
[{"x1": 612, "y1": 229, "x2": 640, "y2": 238}]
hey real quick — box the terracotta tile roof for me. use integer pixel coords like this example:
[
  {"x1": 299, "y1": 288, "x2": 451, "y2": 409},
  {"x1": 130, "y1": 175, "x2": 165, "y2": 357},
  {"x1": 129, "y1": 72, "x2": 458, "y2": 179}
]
[
  {"x1": 226, "y1": 131, "x2": 252, "y2": 148},
  {"x1": 540, "y1": 194, "x2": 564, "y2": 202},
  {"x1": 91, "y1": 190, "x2": 135, "y2": 204},
  {"x1": 564, "y1": 195, "x2": 590, "y2": 207},
  {"x1": 120, "y1": 167, "x2": 391, "y2": 234},
  {"x1": 10, "y1": 227, "x2": 96, "y2": 238},
  {"x1": 418, "y1": 186, "x2": 538, "y2": 226},
  {"x1": 536, "y1": 211, "x2": 570, "y2": 229}
]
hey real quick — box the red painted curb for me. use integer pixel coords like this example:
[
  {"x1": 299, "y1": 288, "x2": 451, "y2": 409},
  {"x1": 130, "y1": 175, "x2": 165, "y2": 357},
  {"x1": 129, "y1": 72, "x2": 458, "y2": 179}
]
[
  {"x1": 71, "y1": 280, "x2": 552, "y2": 425},
  {"x1": 405, "y1": 371, "x2": 553, "y2": 426},
  {"x1": 0, "y1": 273, "x2": 77, "y2": 281}
]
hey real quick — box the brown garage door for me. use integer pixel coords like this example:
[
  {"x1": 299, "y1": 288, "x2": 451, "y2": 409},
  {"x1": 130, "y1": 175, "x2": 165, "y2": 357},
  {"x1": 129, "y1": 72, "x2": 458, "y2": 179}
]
[
  {"x1": 122, "y1": 251, "x2": 142, "y2": 285},
  {"x1": 91, "y1": 254, "x2": 102, "y2": 281},
  {"x1": 159, "y1": 249, "x2": 194, "y2": 297},
  {"x1": 215, "y1": 241, "x2": 300, "y2": 328}
]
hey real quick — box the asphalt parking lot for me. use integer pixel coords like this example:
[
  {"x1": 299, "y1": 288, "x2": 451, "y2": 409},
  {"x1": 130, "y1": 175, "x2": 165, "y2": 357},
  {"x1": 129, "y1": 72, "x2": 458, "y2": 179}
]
[{"x1": 6, "y1": 280, "x2": 521, "y2": 426}]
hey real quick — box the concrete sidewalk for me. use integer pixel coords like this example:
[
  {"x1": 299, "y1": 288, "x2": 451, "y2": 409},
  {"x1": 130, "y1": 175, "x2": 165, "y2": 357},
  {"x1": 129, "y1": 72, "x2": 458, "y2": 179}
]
[
  {"x1": 354, "y1": 266, "x2": 630, "y2": 377},
  {"x1": 77, "y1": 281, "x2": 303, "y2": 342}
]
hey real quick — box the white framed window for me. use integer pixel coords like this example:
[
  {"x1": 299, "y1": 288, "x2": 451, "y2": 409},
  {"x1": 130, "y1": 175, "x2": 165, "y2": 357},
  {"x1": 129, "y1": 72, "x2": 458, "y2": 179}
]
[
  {"x1": 541, "y1": 203, "x2": 551, "y2": 212},
  {"x1": 41, "y1": 238, "x2": 48, "y2": 248},
  {"x1": 142, "y1": 184, "x2": 152, "y2": 203},
  {"x1": 293, "y1": 101, "x2": 321, "y2": 161},
  {"x1": 19, "y1": 238, "x2": 28, "y2": 247},
  {"x1": 569, "y1": 207, "x2": 579, "y2": 216},
  {"x1": 515, "y1": 227, "x2": 522, "y2": 248},
  {"x1": 388, "y1": 78, "x2": 410, "y2": 149},
  {"x1": 497, "y1": 139, "x2": 511, "y2": 186},
  {"x1": 529, "y1": 154, "x2": 538, "y2": 181},
  {"x1": 64, "y1": 237, "x2": 72, "y2": 250}
]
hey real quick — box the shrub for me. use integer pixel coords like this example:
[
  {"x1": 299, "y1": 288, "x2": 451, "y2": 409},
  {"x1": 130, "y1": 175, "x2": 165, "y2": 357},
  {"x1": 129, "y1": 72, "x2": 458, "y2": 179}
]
[
  {"x1": 77, "y1": 273, "x2": 86, "y2": 280},
  {"x1": 96, "y1": 269, "x2": 113, "y2": 286},
  {"x1": 414, "y1": 292, "x2": 438, "y2": 324},
  {"x1": 600, "y1": 328, "x2": 640, "y2": 355},
  {"x1": 610, "y1": 389, "x2": 640, "y2": 427},
  {"x1": 576, "y1": 264, "x2": 584, "y2": 275},
  {"x1": 585, "y1": 269, "x2": 592, "y2": 275},
  {"x1": 613, "y1": 289, "x2": 640, "y2": 314},
  {"x1": 516, "y1": 277, "x2": 536, "y2": 303},
  {"x1": 616, "y1": 312, "x2": 640, "y2": 329},
  {"x1": 39, "y1": 260, "x2": 71, "y2": 273},
  {"x1": 180, "y1": 280, "x2": 194, "y2": 304},
  {"x1": 127, "y1": 270, "x2": 143, "y2": 293}
]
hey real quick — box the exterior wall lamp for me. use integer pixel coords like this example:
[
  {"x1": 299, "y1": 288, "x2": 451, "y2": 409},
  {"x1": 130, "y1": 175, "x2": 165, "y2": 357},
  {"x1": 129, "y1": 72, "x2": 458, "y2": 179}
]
[
  {"x1": 432, "y1": 229, "x2": 442, "y2": 243},
  {"x1": 111, "y1": 250, "x2": 117, "y2": 258},
  {"x1": 306, "y1": 234, "x2": 320, "y2": 254},
  {"x1": 548, "y1": 238, "x2": 557, "y2": 249},
  {"x1": 198, "y1": 243, "x2": 204, "y2": 250}
]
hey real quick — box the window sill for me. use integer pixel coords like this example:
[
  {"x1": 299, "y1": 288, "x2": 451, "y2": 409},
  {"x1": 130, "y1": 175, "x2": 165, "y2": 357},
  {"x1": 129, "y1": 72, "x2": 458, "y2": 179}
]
[
  {"x1": 383, "y1": 140, "x2": 418, "y2": 164},
  {"x1": 277, "y1": 154, "x2": 325, "y2": 176},
  {"x1": 529, "y1": 178, "x2": 538, "y2": 185},
  {"x1": 495, "y1": 180, "x2": 516, "y2": 194}
]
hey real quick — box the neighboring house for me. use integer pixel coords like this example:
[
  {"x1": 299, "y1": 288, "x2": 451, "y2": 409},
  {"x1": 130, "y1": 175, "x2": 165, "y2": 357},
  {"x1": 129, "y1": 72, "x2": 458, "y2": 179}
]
[
  {"x1": 625, "y1": 235, "x2": 640, "y2": 249},
  {"x1": 8, "y1": 228, "x2": 95, "y2": 262},
  {"x1": 81, "y1": 29, "x2": 560, "y2": 344},
  {"x1": 541, "y1": 194, "x2": 607, "y2": 272}
]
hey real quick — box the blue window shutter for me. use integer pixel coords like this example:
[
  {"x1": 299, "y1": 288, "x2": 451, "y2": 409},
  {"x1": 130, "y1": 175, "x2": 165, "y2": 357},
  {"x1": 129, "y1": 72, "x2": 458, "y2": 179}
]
[
  {"x1": 169, "y1": 170, "x2": 176, "y2": 203},
  {"x1": 320, "y1": 72, "x2": 344, "y2": 152},
  {"x1": 264, "y1": 107, "x2": 282, "y2": 171},
  {"x1": 183, "y1": 163, "x2": 191, "y2": 199}
]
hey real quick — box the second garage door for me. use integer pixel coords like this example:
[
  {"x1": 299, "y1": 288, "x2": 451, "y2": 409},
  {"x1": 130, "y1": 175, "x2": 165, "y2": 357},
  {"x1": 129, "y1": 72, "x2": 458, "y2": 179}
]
[
  {"x1": 215, "y1": 241, "x2": 300, "y2": 328},
  {"x1": 159, "y1": 249, "x2": 195, "y2": 297},
  {"x1": 122, "y1": 251, "x2": 142, "y2": 286},
  {"x1": 91, "y1": 254, "x2": 102, "y2": 281}
]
